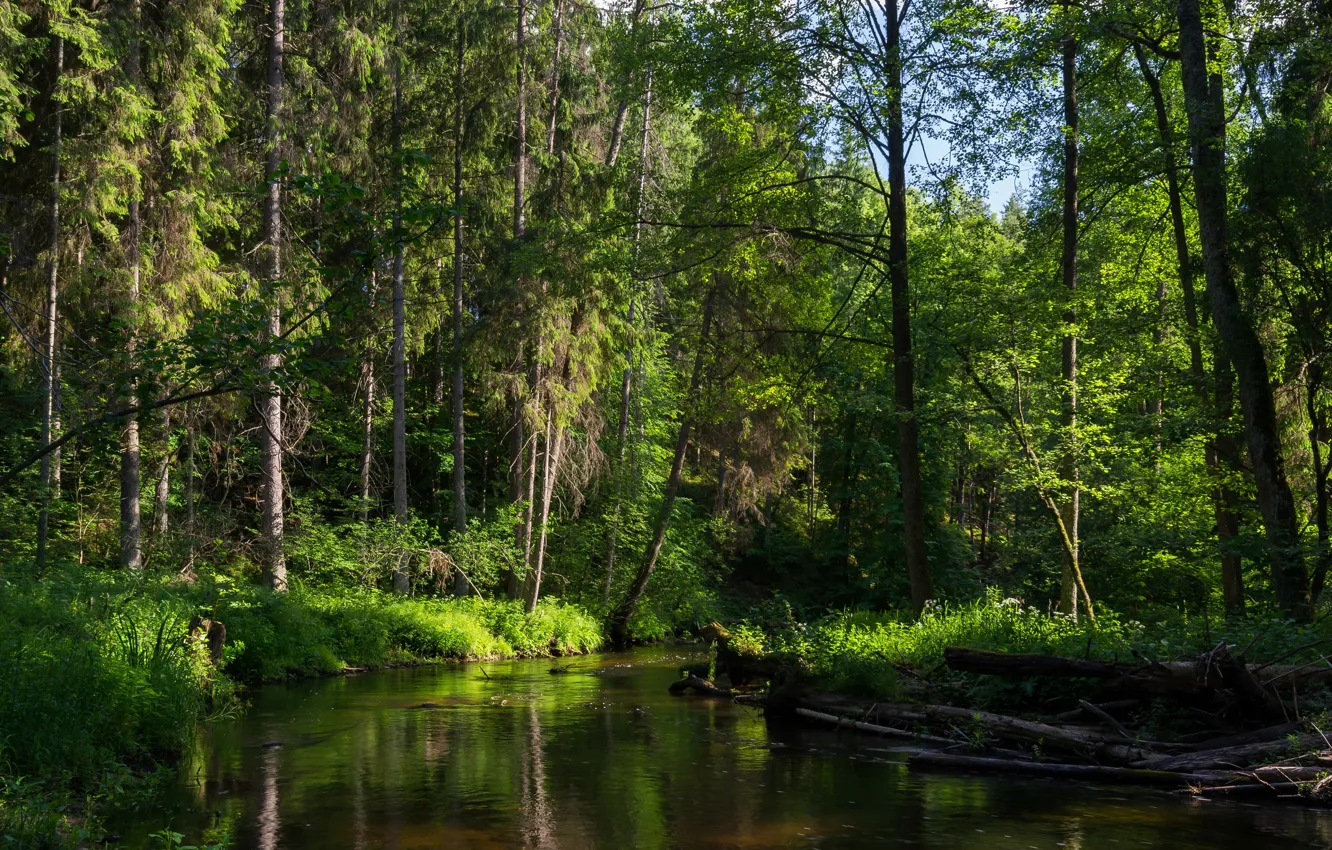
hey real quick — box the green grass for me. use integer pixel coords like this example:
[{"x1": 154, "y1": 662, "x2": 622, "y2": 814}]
[
  {"x1": 221, "y1": 586, "x2": 604, "y2": 680},
  {"x1": 0, "y1": 570, "x2": 604, "y2": 847},
  {"x1": 740, "y1": 590, "x2": 1332, "y2": 704}
]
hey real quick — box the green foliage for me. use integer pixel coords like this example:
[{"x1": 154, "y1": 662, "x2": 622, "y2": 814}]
[{"x1": 218, "y1": 585, "x2": 602, "y2": 681}]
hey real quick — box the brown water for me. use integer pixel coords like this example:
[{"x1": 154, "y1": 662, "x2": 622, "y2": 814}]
[{"x1": 113, "y1": 648, "x2": 1332, "y2": 849}]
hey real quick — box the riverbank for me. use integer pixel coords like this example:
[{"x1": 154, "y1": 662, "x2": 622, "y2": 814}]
[
  {"x1": 681, "y1": 595, "x2": 1332, "y2": 804},
  {"x1": 0, "y1": 570, "x2": 604, "y2": 847}
]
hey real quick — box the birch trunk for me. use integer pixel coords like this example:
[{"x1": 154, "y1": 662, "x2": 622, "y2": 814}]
[
  {"x1": 258, "y1": 0, "x2": 287, "y2": 590},
  {"x1": 36, "y1": 35, "x2": 63, "y2": 574}
]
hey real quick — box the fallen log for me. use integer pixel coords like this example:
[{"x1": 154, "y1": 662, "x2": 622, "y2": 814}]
[
  {"x1": 870, "y1": 703, "x2": 1157, "y2": 762},
  {"x1": 1051, "y1": 699, "x2": 1141, "y2": 722},
  {"x1": 908, "y1": 752, "x2": 1217, "y2": 786},
  {"x1": 945, "y1": 646, "x2": 1332, "y2": 696},
  {"x1": 667, "y1": 675, "x2": 732, "y2": 699},
  {"x1": 1183, "y1": 781, "x2": 1307, "y2": 798},
  {"x1": 1211, "y1": 643, "x2": 1288, "y2": 719},
  {"x1": 910, "y1": 752, "x2": 1330, "y2": 790},
  {"x1": 1130, "y1": 733, "x2": 1326, "y2": 772},
  {"x1": 795, "y1": 708, "x2": 957, "y2": 745},
  {"x1": 943, "y1": 647, "x2": 1127, "y2": 678},
  {"x1": 1178, "y1": 722, "x2": 1303, "y2": 752}
]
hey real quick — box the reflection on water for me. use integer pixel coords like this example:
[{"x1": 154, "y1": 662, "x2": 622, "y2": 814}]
[{"x1": 113, "y1": 649, "x2": 1332, "y2": 849}]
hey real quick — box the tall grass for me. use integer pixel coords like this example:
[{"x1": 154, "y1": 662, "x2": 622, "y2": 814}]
[
  {"x1": 221, "y1": 586, "x2": 604, "y2": 680},
  {"x1": 0, "y1": 570, "x2": 604, "y2": 846},
  {"x1": 742, "y1": 590, "x2": 1332, "y2": 704}
]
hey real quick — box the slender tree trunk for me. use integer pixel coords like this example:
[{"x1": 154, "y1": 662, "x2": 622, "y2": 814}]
[
  {"x1": 605, "y1": 72, "x2": 653, "y2": 598},
  {"x1": 36, "y1": 35, "x2": 63, "y2": 574},
  {"x1": 506, "y1": 0, "x2": 531, "y2": 600},
  {"x1": 1057, "y1": 17, "x2": 1086, "y2": 619},
  {"x1": 523, "y1": 404, "x2": 540, "y2": 569},
  {"x1": 608, "y1": 286, "x2": 716, "y2": 648},
  {"x1": 452, "y1": 23, "x2": 467, "y2": 538},
  {"x1": 1214, "y1": 350, "x2": 1246, "y2": 613},
  {"x1": 184, "y1": 412, "x2": 196, "y2": 535},
  {"x1": 544, "y1": 0, "x2": 564, "y2": 155},
  {"x1": 391, "y1": 61, "x2": 410, "y2": 595},
  {"x1": 514, "y1": 0, "x2": 528, "y2": 240},
  {"x1": 1177, "y1": 0, "x2": 1309, "y2": 620},
  {"x1": 836, "y1": 409, "x2": 857, "y2": 570},
  {"x1": 1308, "y1": 371, "x2": 1330, "y2": 602},
  {"x1": 605, "y1": 0, "x2": 646, "y2": 166},
  {"x1": 886, "y1": 2, "x2": 934, "y2": 615},
  {"x1": 528, "y1": 402, "x2": 565, "y2": 611},
  {"x1": 153, "y1": 411, "x2": 170, "y2": 537},
  {"x1": 451, "y1": 24, "x2": 470, "y2": 596},
  {"x1": 506, "y1": 394, "x2": 526, "y2": 599},
  {"x1": 260, "y1": 0, "x2": 287, "y2": 590},
  {"x1": 120, "y1": 0, "x2": 143, "y2": 570},
  {"x1": 359, "y1": 273, "x2": 375, "y2": 527},
  {"x1": 1134, "y1": 43, "x2": 1244, "y2": 615}
]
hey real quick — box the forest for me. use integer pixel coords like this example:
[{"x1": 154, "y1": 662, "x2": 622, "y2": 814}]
[{"x1": 2, "y1": 0, "x2": 1332, "y2": 843}]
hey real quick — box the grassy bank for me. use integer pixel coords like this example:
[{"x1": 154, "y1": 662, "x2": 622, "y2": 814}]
[
  {"x1": 733, "y1": 591, "x2": 1332, "y2": 706},
  {"x1": 0, "y1": 570, "x2": 603, "y2": 847}
]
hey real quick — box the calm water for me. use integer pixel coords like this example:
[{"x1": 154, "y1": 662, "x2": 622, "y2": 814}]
[{"x1": 112, "y1": 648, "x2": 1332, "y2": 849}]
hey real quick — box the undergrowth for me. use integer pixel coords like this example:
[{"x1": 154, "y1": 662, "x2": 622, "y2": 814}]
[
  {"x1": 735, "y1": 589, "x2": 1332, "y2": 704},
  {"x1": 0, "y1": 569, "x2": 603, "y2": 847}
]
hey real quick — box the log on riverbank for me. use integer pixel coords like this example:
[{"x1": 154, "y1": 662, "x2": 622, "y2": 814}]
[
  {"x1": 1130, "y1": 733, "x2": 1329, "y2": 772},
  {"x1": 943, "y1": 645, "x2": 1332, "y2": 697},
  {"x1": 909, "y1": 752, "x2": 1331, "y2": 797},
  {"x1": 667, "y1": 675, "x2": 733, "y2": 698}
]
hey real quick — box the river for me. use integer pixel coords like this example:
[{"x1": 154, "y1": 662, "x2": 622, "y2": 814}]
[{"x1": 111, "y1": 648, "x2": 1332, "y2": 848}]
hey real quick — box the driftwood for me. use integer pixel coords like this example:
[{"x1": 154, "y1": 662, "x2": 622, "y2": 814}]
[
  {"x1": 944, "y1": 647, "x2": 1126, "y2": 678},
  {"x1": 795, "y1": 708, "x2": 957, "y2": 745},
  {"x1": 912, "y1": 753, "x2": 1330, "y2": 791},
  {"x1": 667, "y1": 675, "x2": 732, "y2": 699},
  {"x1": 908, "y1": 752, "x2": 1218, "y2": 786},
  {"x1": 1130, "y1": 733, "x2": 1327, "y2": 772},
  {"x1": 1179, "y1": 722, "x2": 1303, "y2": 751},
  {"x1": 869, "y1": 703, "x2": 1156, "y2": 762},
  {"x1": 946, "y1": 645, "x2": 1332, "y2": 687},
  {"x1": 1210, "y1": 642, "x2": 1288, "y2": 719},
  {"x1": 1051, "y1": 699, "x2": 1141, "y2": 722}
]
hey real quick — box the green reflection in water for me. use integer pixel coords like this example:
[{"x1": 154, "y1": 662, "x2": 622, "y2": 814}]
[{"x1": 110, "y1": 649, "x2": 1332, "y2": 849}]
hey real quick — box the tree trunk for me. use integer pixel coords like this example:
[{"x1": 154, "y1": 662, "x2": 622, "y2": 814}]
[
  {"x1": 358, "y1": 271, "x2": 377, "y2": 525},
  {"x1": 886, "y1": 1, "x2": 934, "y2": 615},
  {"x1": 260, "y1": 0, "x2": 287, "y2": 591},
  {"x1": 544, "y1": 0, "x2": 564, "y2": 156},
  {"x1": 36, "y1": 34, "x2": 63, "y2": 574},
  {"x1": 1056, "y1": 17, "x2": 1086, "y2": 620},
  {"x1": 605, "y1": 0, "x2": 646, "y2": 166},
  {"x1": 506, "y1": 393, "x2": 525, "y2": 599},
  {"x1": 451, "y1": 20, "x2": 468, "y2": 557},
  {"x1": 1134, "y1": 43, "x2": 1245, "y2": 617},
  {"x1": 528, "y1": 402, "x2": 565, "y2": 611},
  {"x1": 514, "y1": 0, "x2": 528, "y2": 240},
  {"x1": 391, "y1": 60, "x2": 410, "y2": 595},
  {"x1": 1177, "y1": 0, "x2": 1309, "y2": 620},
  {"x1": 1308, "y1": 370, "x2": 1330, "y2": 602},
  {"x1": 120, "y1": 0, "x2": 143, "y2": 571},
  {"x1": 605, "y1": 71, "x2": 653, "y2": 598},
  {"x1": 184, "y1": 412, "x2": 196, "y2": 535},
  {"x1": 153, "y1": 411, "x2": 170, "y2": 537},
  {"x1": 836, "y1": 408, "x2": 857, "y2": 572},
  {"x1": 608, "y1": 286, "x2": 716, "y2": 647}
]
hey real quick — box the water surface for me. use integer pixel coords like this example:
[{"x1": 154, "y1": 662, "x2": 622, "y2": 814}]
[{"x1": 114, "y1": 648, "x2": 1332, "y2": 848}]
